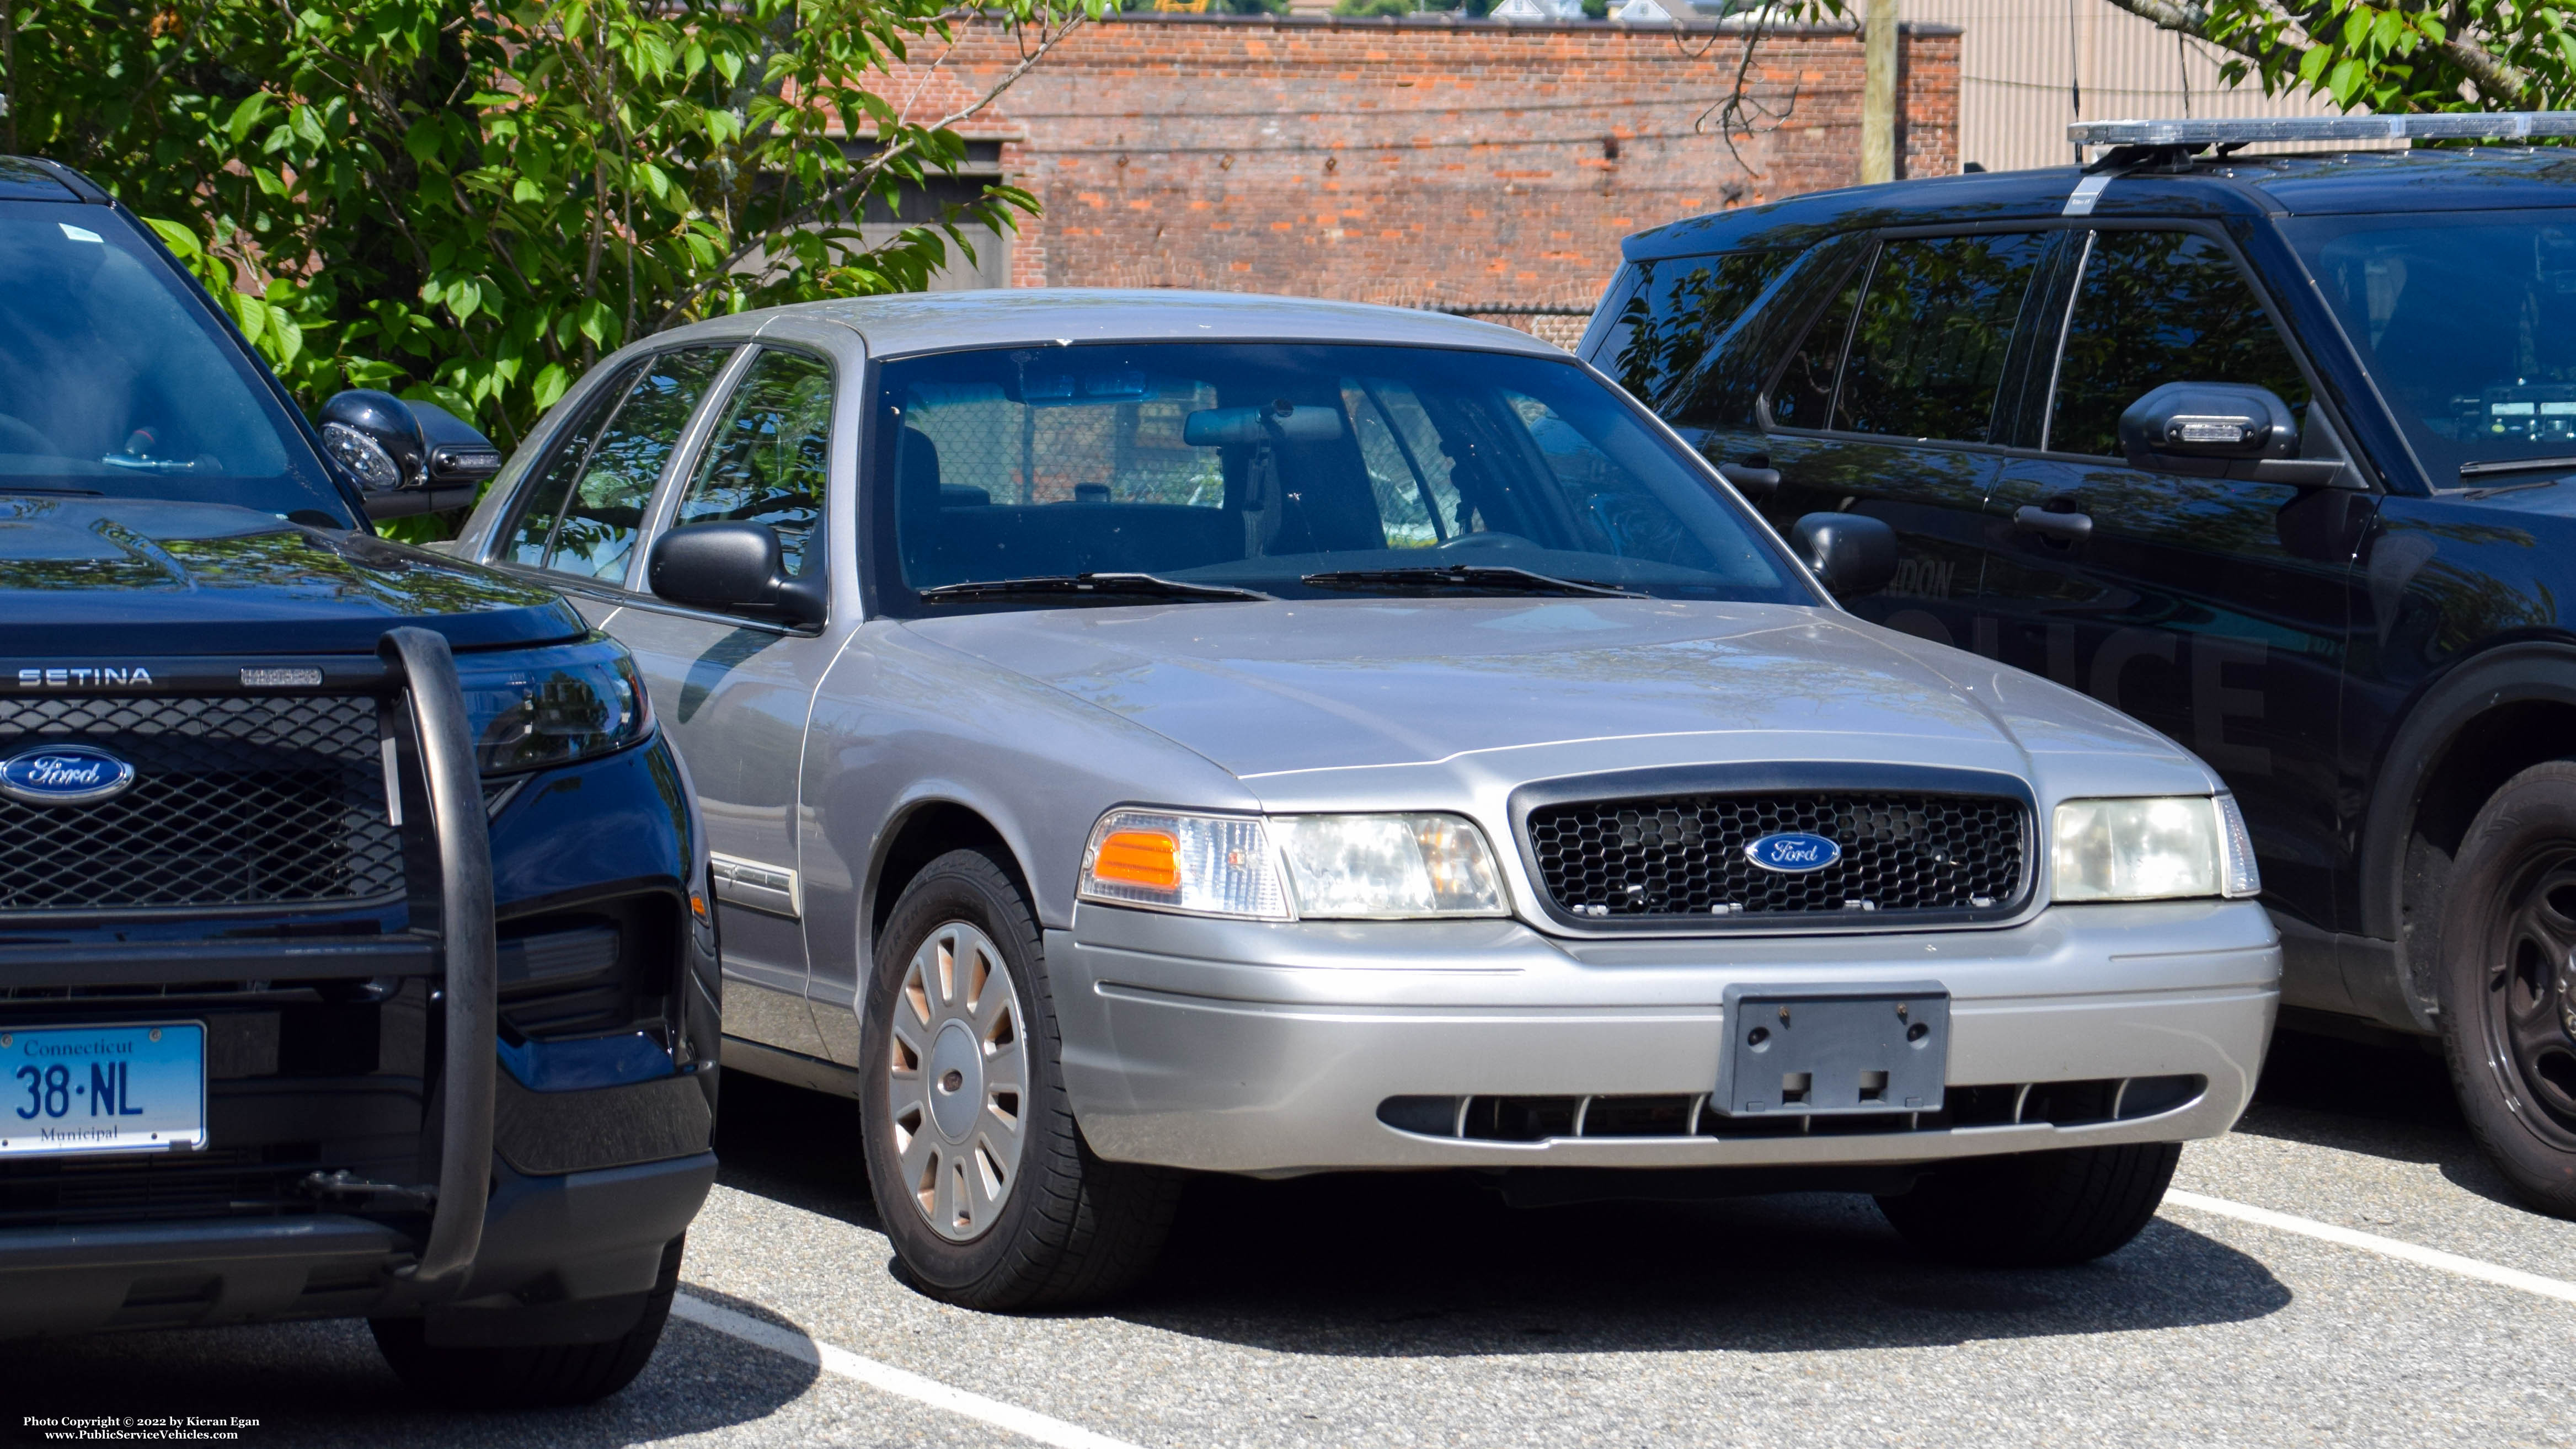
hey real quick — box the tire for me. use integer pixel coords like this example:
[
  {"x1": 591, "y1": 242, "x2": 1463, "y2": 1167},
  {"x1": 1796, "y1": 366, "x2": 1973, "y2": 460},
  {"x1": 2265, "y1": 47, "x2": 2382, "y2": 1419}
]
[
  {"x1": 371, "y1": 1233, "x2": 683, "y2": 1408},
  {"x1": 859, "y1": 849, "x2": 1179, "y2": 1310},
  {"x1": 1875, "y1": 1143, "x2": 2180, "y2": 1267},
  {"x1": 2436, "y1": 761, "x2": 2576, "y2": 1218}
]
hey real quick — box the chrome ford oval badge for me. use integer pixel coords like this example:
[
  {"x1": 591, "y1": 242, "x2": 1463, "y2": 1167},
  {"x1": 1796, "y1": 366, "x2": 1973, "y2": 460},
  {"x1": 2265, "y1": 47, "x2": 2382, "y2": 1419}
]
[
  {"x1": 1745, "y1": 831, "x2": 1841, "y2": 874},
  {"x1": 0, "y1": 745, "x2": 136, "y2": 806}
]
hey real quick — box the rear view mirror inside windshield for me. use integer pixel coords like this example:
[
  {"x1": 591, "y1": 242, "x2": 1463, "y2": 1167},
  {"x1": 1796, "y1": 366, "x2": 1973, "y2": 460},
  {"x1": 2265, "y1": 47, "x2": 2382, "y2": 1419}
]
[{"x1": 1182, "y1": 404, "x2": 1343, "y2": 446}]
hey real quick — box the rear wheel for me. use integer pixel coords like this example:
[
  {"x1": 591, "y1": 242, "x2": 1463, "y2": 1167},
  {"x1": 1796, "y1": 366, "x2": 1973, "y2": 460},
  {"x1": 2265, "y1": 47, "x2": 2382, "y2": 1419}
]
[
  {"x1": 2438, "y1": 761, "x2": 2576, "y2": 1217},
  {"x1": 859, "y1": 849, "x2": 1178, "y2": 1309},
  {"x1": 1875, "y1": 1143, "x2": 2179, "y2": 1266},
  {"x1": 371, "y1": 1234, "x2": 682, "y2": 1408}
]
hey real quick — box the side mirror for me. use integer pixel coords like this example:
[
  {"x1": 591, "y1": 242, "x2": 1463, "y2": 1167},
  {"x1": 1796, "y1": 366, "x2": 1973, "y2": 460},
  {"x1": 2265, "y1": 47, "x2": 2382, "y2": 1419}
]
[
  {"x1": 1790, "y1": 512, "x2": 1898, "y2": 598},
  {"x1": 320, "y1": 389, "x2": 505, "y2": 520},
  {"x1": 2117, "y1": 382, "x2": 2344, "y2": 488},
  {"x1": 649, "y1": 522, "x2": 826, "y2": 627}
]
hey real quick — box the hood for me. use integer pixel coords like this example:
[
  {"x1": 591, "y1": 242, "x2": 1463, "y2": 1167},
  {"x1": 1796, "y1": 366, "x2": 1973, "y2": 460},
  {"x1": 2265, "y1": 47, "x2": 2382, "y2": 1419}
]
[
  {"x1": 0, "y1": 496, "x2": 584, "y2": 655},
  {"x1": 905, "y1": 598, "x2": 2205, "y2": 799}
]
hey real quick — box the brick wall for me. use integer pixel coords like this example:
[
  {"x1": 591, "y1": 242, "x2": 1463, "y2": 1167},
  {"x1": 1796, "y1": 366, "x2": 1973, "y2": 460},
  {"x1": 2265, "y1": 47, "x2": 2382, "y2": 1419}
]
[{"x1": 881, "y1": 15, "x2": 1959, "y2": 317}]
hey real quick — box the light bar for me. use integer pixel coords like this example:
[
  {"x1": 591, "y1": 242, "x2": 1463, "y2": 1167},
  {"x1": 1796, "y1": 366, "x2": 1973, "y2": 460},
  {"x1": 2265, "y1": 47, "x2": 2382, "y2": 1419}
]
[{"x1": 2070, "y1": 112, "x2": 2576, "y2": 147}]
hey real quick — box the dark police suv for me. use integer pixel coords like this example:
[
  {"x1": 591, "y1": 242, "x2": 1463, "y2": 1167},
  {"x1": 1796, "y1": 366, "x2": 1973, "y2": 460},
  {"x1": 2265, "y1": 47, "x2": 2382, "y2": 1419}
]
[
  {"x1": 0, "y1": 156, "x2": 716, "y2": 1403},
  {"x1": 1582, "y1": 112, "x2": 2576, "y2": 1215}
]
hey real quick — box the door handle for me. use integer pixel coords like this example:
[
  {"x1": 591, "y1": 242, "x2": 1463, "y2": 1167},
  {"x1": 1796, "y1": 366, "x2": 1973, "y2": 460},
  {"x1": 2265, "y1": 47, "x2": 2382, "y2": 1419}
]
[
  {"x1": 2013, "y1": 505, "x2": 2093, "y2": 542},
  {"x1": 1718, "y1": 462, "x2": 1782, "y2": 499}
]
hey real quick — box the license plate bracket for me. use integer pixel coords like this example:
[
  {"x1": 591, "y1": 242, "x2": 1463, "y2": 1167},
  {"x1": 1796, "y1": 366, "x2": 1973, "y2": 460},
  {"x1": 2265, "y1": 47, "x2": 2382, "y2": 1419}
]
[
  {"x1": 1716, "y1": 982, "x2": 1948, "y2": 1116},
  {"x1": 0, "y1": 1022, "x2": 207, "y2": 1157}
]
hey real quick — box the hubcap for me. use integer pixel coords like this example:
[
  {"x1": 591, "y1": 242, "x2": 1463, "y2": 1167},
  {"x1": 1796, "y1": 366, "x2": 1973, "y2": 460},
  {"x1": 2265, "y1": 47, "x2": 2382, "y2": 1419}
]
[
  {"x1": 2479, "y1": 849, "x2": 2576, "y2": 1142},
  {"x1": 885, "y1": 921, "x2": 1027, "y2": 1242}
]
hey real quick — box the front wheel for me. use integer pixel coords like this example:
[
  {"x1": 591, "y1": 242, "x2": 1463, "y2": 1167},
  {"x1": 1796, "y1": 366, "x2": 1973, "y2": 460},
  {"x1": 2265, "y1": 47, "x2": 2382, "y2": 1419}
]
[
  {"x1": 371, "y1": 1234, "x2": 683, "y2": 1408},
  {"x1": 859, "y1": 849, "x2": 1179, "y2": 1309},
  {"x1": 1875, "y1": 1143, "x2": 2179, "y2": 1266},
  {"x1": 2438, "y1": 761, "x2": 2576, "y2": 1217}
]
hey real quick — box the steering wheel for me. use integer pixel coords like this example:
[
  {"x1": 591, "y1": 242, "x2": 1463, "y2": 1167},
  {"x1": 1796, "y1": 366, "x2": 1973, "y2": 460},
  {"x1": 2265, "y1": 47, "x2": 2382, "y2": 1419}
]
[
  {"x1": 1435, "y1": 531, "x2": 1535, "y2": 553},
  {"x1": 0, "y1": 412, "x2": 62, "y2": 457}
]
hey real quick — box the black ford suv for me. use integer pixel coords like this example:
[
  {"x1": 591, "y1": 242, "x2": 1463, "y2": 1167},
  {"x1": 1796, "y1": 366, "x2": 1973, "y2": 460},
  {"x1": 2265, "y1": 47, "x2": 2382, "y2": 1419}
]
[
  {"x1": 0, "y1": 157, "x2": 717, "y2": 1404},
  {"x1": 1583, "y1": 115, "x2": 2576, "y2": 1215}
]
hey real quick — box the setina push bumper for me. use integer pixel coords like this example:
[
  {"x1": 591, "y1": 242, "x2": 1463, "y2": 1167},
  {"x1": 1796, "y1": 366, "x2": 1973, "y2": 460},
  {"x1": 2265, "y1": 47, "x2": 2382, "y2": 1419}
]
[{"x1": 0, "y1": 628, "x2": 715, "y2": 1343}]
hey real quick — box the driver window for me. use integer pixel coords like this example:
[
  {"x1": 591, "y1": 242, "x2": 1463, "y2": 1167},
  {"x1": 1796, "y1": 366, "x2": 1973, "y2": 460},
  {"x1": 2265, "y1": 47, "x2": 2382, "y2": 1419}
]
[
  {"x1": 672, "y1": 348, "x2": 833, "y2": 578},
  {"x1": 2048, "y1": 231, "x2": 2318, "y2": 459}
]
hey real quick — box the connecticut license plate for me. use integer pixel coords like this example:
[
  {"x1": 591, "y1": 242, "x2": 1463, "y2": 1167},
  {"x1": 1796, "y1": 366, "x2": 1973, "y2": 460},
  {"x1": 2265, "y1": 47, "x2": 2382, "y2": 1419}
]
[{"x1": 0, "y1": 1022, "x2": 206, "y2": 1157}]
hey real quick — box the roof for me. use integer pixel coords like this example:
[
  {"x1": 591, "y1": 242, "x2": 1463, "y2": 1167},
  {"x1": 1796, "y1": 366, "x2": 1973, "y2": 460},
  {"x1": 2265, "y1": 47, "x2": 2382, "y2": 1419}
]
[
  {"x1": 1623, "y1": 147, "x2": 2576, "y2": 262},
  {"x1": 746, "y1": 288, "x2": 1570, "y2": 360},
  {"x1": 0, "y1": 157, "x2": 83, "y2": 204}
]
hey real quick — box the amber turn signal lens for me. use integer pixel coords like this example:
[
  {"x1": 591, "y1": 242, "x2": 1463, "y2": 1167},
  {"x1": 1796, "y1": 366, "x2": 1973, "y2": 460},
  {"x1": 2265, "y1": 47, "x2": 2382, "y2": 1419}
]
[{"x1": 1092, "y1": 829, "x2": 1180, "y2": 889}]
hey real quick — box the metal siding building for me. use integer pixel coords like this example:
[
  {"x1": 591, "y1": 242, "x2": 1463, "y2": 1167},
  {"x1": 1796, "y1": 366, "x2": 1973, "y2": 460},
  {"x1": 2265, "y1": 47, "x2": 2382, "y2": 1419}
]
[{"x1": 1906, "y1": 0, "x2": 2366, "y2": 173}]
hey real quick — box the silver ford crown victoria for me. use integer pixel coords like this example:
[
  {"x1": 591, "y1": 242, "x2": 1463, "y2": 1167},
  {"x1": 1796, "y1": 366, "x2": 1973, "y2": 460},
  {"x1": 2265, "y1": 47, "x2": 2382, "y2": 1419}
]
[{"x1": 451, "y1": 291, "x2": 2279, "y2": 1309}]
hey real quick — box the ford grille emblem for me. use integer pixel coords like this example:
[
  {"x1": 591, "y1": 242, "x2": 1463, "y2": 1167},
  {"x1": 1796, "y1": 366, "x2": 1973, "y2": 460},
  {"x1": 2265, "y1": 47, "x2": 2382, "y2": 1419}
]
[
  {"x1": 0, "y1": 745, "x2": 136, "y2": 806},
  {"x1": 1745, "y1": 831, "x2": 1841, "y2": 874}
]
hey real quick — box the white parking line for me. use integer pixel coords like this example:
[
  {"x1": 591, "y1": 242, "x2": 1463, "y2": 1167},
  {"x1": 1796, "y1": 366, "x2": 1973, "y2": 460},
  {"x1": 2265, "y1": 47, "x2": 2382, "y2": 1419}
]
[
  {"x1": 2163, "y1": 1189, "x2": 2576, "y2": 1305},
  {"x1": 670, "y1": 1291, "x2": 1148, "y2": 1449},
  {"x1": 669, "y1": 1191, "x2": 2571, "y2": 1446}
]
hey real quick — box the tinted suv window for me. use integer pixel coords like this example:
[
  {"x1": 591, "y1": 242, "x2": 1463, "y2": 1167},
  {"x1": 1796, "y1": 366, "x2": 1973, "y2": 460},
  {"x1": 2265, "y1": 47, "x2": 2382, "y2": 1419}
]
[
  {"x1": 1833, "y1": 233, "x2": 2052, "y2": 443},
  {"x1": 507, "y1": 347, "x2": 731, "y2": 580},
  {"x1": 671, "y1": 349, "x2": 833, "y2": 578},
  {"x1": 1606, "y1": 250, "x2": 1799, "y2": 410},
  {"x1": 1768, "y1": 266, "x2": 1863, "y2": 430},
  {"x1": 2048, "y1": 230, "x2": 2310, "y2": 458}
]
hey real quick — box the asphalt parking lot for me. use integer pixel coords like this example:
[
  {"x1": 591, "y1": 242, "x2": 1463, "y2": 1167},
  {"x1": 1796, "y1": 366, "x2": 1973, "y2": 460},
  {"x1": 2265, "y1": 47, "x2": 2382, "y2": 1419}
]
[{"x1": 10, "y1": 1031, "x2": 2575, "y2": 1449}]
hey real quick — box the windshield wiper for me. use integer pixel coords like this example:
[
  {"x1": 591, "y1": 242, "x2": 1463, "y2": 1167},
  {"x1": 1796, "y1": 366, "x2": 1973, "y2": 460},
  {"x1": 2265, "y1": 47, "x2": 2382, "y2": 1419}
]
[
  {"x1": 2458, "y1": 456, "x2": 2576, "y2": 479},
  {"x1": 1298, "y1": 564, "x2": 1643, "y2": 598},
  {"x1": 917, "y1": 572, "x2": 1273, "y2": 605}
]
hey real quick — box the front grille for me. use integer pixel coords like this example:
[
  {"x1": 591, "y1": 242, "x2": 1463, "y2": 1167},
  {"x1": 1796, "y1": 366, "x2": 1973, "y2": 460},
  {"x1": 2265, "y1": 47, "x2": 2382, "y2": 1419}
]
[
  {"x1": 1525, "y1": 790, "x2": 2027, "y2": 923},
  {"x1": 0, "y1": 1142, "x2": 331, "y2": 1227},
  {"x1": 0, "y1": 696, "x2": 404, "y2": 912}
]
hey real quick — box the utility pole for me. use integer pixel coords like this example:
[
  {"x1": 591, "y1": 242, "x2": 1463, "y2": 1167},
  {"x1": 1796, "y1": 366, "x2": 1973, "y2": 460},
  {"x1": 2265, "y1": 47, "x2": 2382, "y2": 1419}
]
[{"x1": 1861, "y1": 0, "x2": 1899, "y2": 184}]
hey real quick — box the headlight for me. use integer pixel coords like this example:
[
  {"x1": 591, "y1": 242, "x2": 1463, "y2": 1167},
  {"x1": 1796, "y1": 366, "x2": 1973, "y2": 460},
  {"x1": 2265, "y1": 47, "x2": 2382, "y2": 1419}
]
[
  {"x1": 1273, "y1": 814, "x2": 1506, "y2": 918},
  {"x1": 453, "y1": 638, "x2": 653, "y2": 774},
  {"x1": 2052, "y1": 795, "x2": 2261, "y2": 902},
  {"x1": 1078, "y1": 810, "x2": 1508, "y2": 919}
]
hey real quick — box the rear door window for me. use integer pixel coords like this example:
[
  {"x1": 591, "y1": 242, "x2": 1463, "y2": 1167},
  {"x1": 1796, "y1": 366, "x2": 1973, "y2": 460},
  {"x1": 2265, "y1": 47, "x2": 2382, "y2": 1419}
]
[
  {"x1": 1821, "y1": 233, "x2": 2054, "y2": 444},
  {"x1": 505, "y1": 346, "x2": 733, "y2": 582},
  {"x1": 1604, "y1": 249, "x2": 1800, "y2": 410},
  {"x1": 2046, "y1": 229, "x2": 2312, "y2": 458}
]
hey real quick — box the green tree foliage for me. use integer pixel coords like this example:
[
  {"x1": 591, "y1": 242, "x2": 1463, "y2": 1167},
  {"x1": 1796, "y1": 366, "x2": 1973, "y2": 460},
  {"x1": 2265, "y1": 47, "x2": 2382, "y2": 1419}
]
[
  {"x1": 3, "y1": 0, "x2": 1097, "y2": 451},
  {"x1": 2104, "y1": 0, "x2": 2573, "y2": 110}
]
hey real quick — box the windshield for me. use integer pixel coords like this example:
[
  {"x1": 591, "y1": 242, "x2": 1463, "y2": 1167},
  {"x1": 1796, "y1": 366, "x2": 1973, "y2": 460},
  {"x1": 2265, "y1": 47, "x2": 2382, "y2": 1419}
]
[
  {"x1": 873, "y1": 342, "x2": 1806, "y2": 607},
  {"x1": 0, "y1": 202, "x2": 350, "y2": 524},
  {"x1": 2287, "y1": 209, "x2": 2576, "y2": 481}
]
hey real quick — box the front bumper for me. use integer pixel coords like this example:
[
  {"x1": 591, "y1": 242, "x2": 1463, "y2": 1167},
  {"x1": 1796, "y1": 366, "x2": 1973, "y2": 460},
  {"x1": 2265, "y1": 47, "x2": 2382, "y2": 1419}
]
[
  {"x1": 0, "y1": 1149, "x2": 714, "y2": 1340},
  {"x1": 0, "y1": 629, "x2": 720, "y2": 1341},
  {"x1": 1054, "y1": 900, "x2": 2279, "y2": 1174}
]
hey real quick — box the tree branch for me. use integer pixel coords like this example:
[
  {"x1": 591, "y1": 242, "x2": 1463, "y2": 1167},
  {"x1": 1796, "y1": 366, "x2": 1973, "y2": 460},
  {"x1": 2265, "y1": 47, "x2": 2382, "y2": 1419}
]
[
  {"x1": 2101, "y1": 0, "x2": 2531, "y2": 108},
  {"x1": 2096, "y1": 0, "x2": 2279, "y2": 69}
]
